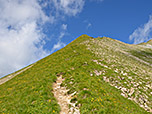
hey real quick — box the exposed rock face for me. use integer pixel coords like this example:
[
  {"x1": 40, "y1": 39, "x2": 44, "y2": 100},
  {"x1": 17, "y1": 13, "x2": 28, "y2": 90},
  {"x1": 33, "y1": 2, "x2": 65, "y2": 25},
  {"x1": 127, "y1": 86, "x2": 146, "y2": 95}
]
[
  {"x1": 93, "y1": 59, "x2": 152, "y2": 112},
  {"x1": 128, "y1": 87, "x2": 134, "y2": 96},
  {"x1": 103, "y1": 76, "x2": 109, "y2": 82}
]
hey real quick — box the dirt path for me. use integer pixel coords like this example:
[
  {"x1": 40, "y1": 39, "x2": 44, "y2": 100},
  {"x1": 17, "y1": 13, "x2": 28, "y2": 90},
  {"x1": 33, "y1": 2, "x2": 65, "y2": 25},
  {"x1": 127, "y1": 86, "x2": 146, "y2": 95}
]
[
  {"x1": 53, "y1": 75, "x2": 80, "y2": 114},
  {"x1": 0, "y1": 64, "x2": 34, "y2": 85}
]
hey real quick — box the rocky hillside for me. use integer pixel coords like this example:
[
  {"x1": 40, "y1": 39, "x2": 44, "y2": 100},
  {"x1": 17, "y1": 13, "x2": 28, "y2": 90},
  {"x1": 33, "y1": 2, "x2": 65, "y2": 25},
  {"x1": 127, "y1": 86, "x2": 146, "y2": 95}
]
[
  {"x1": 82, "y1": 36, "x2": 152, "y2": 112},
  {"x1": 0, "y1": 35, "x2": 151, "y2": 114}
]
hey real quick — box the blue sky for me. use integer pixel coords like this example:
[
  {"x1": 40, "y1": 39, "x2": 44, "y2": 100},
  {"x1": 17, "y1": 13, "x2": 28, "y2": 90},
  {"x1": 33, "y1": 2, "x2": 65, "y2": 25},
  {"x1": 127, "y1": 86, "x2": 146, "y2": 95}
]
[
  {"x1": 0, "y1": 0, "x2": 152, "y2": 78},
  {"x1": 61, "y1": 0, "x2": 152, "y2": 44}
]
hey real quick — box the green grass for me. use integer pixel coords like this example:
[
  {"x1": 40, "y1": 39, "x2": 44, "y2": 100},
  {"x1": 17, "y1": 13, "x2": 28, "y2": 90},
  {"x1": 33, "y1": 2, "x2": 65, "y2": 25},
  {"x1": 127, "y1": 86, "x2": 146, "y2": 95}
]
[{"x1": 0, "y1": 35, "x2": 150, "y2": 113}]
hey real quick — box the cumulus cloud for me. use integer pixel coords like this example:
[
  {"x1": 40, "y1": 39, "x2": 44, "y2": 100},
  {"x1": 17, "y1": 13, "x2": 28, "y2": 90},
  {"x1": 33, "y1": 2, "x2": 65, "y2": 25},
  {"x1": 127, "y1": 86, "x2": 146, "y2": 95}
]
[
  {"x1": 0, "y1": 0, "x2": 86, "y2": 78},
  {"x1": 0, "y1": 0, "x2": 50, "y2": 77},
  {"x1": 52, "y1": 0, "x2": 85, "y2": 16},
  {"x1": 129, "y1": 15, "x2": 152, "y2": 44},
  {"x1": 0, "y1": 0, "x2": 49, "y2": 27},
  {"x1": 0, "y1": 22, "x2": 49, "y2": 77}
]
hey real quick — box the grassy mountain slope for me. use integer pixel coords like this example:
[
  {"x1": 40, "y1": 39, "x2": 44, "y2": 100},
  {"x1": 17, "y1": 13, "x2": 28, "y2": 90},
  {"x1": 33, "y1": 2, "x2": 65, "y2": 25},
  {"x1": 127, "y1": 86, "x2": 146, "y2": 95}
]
[{"x1": 0, "y1": 35, "x2": 151, "y2": 113}]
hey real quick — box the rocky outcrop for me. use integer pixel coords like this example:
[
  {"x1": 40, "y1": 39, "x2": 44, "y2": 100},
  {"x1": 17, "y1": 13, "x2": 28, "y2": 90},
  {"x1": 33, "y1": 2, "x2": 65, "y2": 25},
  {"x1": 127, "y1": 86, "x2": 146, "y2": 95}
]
[{"x1": 92, "y1": 59, "x2": 152, "y2": 112}]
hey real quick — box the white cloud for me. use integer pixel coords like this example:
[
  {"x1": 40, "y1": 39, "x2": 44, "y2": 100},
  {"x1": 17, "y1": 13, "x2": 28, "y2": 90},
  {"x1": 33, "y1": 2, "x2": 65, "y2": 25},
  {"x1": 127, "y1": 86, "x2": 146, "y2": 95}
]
[
  {"x1": 129, "y1": 16, "x2": 152, "y2": 44},
  {"x1": 61, "y1": 24, "x2": 67, "y2": 30},
  {"x1": 51, "y1": 41, "x2": 66, "y2": 53},
  {"x1": 84, "y1": 20, "x2": 92, "y2": 29},
  {"x1": 0, "y1": 0, "x2": 49, "y2": 27},
  {"x1": 0, "y1": 0, "x2": 50, "y2": 77},
  {"x1": 87, "y1": 23, "x2": 92, "y2": 29},
  {"x1": 0, "y1": 22, "x2": 49, "y2": 77},
  {"x1": 0, "y1": 0, "x2": 86, "y2": 78},
  {"x1": 59, "y1": 32, "x2": 65, "y2": 39},
  {"x1": 51, "y1": 25, "x2": 67, "y2": 53},
  {"x1": 52, "y1": 0, "x2": 85, "y2": 16},
  {"x1": 51, "y1": 31, "x2": 66, "y2": 53}
]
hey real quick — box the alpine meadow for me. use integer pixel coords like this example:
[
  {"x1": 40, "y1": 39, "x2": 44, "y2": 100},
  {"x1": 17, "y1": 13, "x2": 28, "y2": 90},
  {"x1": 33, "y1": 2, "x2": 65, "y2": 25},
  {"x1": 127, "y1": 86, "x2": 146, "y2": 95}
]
[{"x1": 0, "y1": 35, "x2": 152, "y2": 114}]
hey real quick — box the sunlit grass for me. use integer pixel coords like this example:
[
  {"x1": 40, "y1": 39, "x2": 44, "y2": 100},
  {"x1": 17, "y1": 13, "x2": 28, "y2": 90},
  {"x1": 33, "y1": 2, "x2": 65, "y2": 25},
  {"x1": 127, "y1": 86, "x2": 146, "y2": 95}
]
[{"x1": 0, "y1": 35, "x2": 150, "y2": 113}]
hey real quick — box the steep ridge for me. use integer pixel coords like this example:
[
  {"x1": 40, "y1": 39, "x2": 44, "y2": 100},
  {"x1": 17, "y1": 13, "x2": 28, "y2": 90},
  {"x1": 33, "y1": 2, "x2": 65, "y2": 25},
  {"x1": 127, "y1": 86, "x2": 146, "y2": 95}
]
[
  {"x1": 0, "y1": 64, "x2": 34, "y2": 85},
  {"x1": 83, "y1": 37, "x2": 152, "y2": 112},
  {"x1": 0, "y1": 35, "x2": 151, "y2": 113}
]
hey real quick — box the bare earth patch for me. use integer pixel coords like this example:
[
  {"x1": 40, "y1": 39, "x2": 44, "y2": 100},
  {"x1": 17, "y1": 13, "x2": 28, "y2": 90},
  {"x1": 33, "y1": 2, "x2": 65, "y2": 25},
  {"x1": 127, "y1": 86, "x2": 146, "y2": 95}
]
[{"x1": 53, "y1": 75, "x2": 80, "y2": 114}]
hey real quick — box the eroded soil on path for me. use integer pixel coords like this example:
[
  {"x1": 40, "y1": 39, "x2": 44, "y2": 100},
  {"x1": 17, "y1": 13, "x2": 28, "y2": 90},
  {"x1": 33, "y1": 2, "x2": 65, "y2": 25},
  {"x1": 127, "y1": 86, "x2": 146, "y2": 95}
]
[{"x1": 53, "y1": 75, "x2": 80, "y2": 114}]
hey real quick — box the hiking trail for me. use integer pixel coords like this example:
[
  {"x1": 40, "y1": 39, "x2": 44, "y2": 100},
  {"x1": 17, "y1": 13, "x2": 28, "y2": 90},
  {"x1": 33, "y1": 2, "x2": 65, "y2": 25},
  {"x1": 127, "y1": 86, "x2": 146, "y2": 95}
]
[{"x1": 53, "y1": 75, "x2": 80, "y2": 114}]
